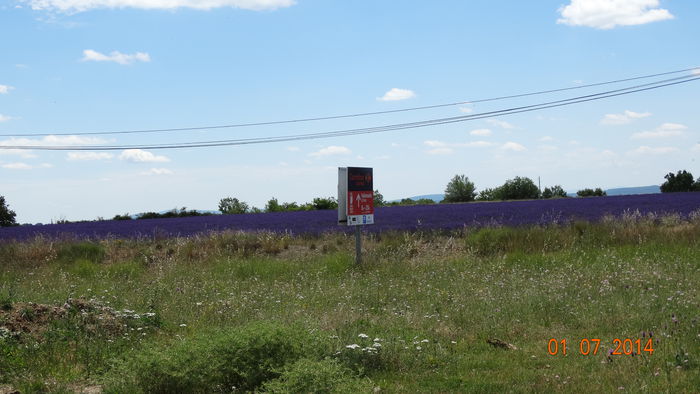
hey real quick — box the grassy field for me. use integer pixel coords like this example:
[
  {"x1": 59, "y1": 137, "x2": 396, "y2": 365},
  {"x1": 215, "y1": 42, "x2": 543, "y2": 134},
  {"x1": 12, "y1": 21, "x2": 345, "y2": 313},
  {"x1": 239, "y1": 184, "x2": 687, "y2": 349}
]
[{"x1": 1, "y1": 213, "x2": 699, "y2": 393}]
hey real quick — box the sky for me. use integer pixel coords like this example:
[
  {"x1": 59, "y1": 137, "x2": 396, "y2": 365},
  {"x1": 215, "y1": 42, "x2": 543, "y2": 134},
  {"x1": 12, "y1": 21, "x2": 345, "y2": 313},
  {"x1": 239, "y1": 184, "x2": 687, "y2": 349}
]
[{"x1": 1, "y1": 0, "x2": 699, "y2": 224}]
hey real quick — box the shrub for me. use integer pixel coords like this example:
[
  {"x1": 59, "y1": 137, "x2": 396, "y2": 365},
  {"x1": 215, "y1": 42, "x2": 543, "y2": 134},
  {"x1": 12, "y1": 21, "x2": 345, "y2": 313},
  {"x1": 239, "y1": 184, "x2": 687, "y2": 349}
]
[
  {"x1": 263, "y1": 358, "x2": 374, "y2": 393},
  {"x1": 107, "y1": 322, "x2": 321, "y2": 393},
  {"x1": 55, "y1": 242, "x2": 105, "y2": 264}
]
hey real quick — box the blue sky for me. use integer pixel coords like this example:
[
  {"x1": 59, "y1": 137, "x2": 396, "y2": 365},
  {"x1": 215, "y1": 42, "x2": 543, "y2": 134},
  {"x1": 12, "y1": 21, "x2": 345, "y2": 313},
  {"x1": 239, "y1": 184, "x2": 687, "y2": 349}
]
[{"x1": 1, "y1": 0, "x2": 699, "y2": 223}]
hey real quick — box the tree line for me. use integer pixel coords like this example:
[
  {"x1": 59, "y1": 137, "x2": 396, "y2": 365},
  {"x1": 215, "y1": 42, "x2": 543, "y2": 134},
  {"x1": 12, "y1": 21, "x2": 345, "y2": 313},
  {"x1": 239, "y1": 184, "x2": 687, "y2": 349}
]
[
  {"x1": 442, "y1": 175, "x2": 606, "y2": 203},
  {"x1": 1, "y1": 169, "x2": 698, "y2": 226}
]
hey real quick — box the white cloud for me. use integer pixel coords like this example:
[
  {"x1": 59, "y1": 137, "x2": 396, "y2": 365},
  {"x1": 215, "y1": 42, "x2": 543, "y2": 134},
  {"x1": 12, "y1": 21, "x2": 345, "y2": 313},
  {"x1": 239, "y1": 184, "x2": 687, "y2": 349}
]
[
  {"x1": 0, "y1": 85, "x2": 14, "y2": 94},
  {"x1": 1, "y1": 162, "x2": 52, "y2": 170},
  {"x1": 0, "y1": 135, "x2": 107, "y2": 154},
  {"x1": 1, "y1": 162, "x2": 31, "y2": 170},
  {"x1": 629, "y1": 146, "x2": 678, "y2": 155},
  {"x1": 692, "y1": 144, "x2": 700, "y2": 152},
  {"x1": 424, "y1": 140, "x2": 493, "y2": 155},
  {"x1": 0, "y1": 114, "x2": 13, "y2": 123},
  {"x1": 44, "y1": 135, "x2": 107, "y2": 145},
  {"x1": 0, "y1": 148, "x2": 36, "y2": 158},
  {"x1": 538, "y1": 145, "x2": 559, "y2": 152},
  {"x1": 427, "y1": 148, "x2": 454, "y2": 155},
  {"x1": 424, "y1": 140, "x2": 493, "y2": 148},
  {"x1": 501, "y1": 141, "x2": 526, "y2": 151},
  {"x1": 601, "y1": 110, "x2": 651, "y2": 125},
  {"x1": 486, "y1": 119, "x2": 515, "y2": 129},
  {"x1": 119, "y1": 149, "x2": 170, "y2": 163},
  {"x1": 557, "y1": 0, "x2": 674, "y2": 30},
  {"x1": 377, "y1": 88, "x2": 416, "y2": 102},
  {"x1": 692, "y1": 68, "x2": 700, "y2": 76},
  {"x1": 459, "y1": 106, "x2": 473, "y2": 114},
  {"x1": 470, "y1": 128, "x2": 492, "y2": 136},
  {"x1": 286, "y1": 146, "x2": 300, "y2": 152},
  {"x1": 22, "y1": 0, "x2": 296, "y2": 13},
  {"x1": 140, "y1": 168, "x2": 173, "y2": 176},
  {"x1": 540, "y1": 136, "x2": 554, "y2": 142},
  {"x1": 308, "y1": 145, "x2": 351, "y2": 157},
  {"x1": 464, "y1": 141, "x2": 494, "y2": 148},
  {"x1": 67, "y1": 152, "x2": 114, "y2": 161},
  {"x1": 82, "y1": 49, "x2": 150, "y2": 65},
  {"x1": 631, "y1": 123, "x2": 687, "y2": 139}
]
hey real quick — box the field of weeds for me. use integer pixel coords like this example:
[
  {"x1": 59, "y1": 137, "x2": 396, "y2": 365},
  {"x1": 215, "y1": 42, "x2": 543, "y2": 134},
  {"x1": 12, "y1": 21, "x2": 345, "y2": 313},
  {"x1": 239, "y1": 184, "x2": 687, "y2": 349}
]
[{"x1": 1, "y1": 215, "x2": 699, "y2": 393}]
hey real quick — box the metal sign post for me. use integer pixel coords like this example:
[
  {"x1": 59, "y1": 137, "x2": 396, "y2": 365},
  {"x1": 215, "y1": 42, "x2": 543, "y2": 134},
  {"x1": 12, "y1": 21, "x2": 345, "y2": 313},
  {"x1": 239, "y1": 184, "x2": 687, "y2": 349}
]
[
  {"x1": 354, "y1": 225, "x2": 362, "y2": 265},
  {"x1": 338, "y1": 167, "x2": 374, "y2": 265}
]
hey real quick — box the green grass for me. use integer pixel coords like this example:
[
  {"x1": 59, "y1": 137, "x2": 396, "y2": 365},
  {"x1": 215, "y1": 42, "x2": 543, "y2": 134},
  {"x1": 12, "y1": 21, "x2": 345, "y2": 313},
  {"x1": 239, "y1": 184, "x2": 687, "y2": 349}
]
[{"x1": 0, "y1": 218, "x2": 699, "y2": 392}]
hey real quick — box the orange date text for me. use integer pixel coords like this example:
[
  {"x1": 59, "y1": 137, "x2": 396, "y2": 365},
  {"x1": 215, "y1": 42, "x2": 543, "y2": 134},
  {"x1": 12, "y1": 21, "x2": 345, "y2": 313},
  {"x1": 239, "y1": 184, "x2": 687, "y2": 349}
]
[{"x1": 547, "y1": 338, "x2": 654, "y2": 356}]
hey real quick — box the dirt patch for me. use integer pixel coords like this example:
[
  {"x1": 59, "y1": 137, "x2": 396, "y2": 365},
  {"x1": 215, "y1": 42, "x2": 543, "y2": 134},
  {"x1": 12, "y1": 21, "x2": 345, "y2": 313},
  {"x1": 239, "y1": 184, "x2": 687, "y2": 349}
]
[
  {"x1": 0, "y1": 298, "x2": 148, "y2": 342},
  {"x1": 0, "y1": 384, "x2": 19, "y2": 394}
]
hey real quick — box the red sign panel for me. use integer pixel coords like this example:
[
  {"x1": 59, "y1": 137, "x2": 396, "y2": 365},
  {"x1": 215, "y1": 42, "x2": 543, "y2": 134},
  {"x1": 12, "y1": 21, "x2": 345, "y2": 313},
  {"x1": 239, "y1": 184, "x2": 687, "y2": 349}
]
[{"x1": 348, "y1": 191, "x2": 374, "y2": 216}]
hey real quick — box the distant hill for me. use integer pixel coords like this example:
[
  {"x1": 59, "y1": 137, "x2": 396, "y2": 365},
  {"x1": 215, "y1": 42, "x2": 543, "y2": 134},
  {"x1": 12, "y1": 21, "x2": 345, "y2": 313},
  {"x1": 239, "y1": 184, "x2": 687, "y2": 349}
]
[
  {"x1": 605, "y1": 185, "x2": 660, "y2": 196},
  {"x1": 406, "y1": 194, "x2": 444, "y2": 202},
  {"x1": 389, "y1": 194, "x2": 444, "y2": 203}
]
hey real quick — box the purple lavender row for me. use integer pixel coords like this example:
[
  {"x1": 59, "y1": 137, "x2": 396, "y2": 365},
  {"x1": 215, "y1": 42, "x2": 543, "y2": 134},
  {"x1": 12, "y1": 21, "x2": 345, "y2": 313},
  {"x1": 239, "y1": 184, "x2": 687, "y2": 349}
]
[{"x1": 1, "y1": 192, "x2": 699, "y2": 242}]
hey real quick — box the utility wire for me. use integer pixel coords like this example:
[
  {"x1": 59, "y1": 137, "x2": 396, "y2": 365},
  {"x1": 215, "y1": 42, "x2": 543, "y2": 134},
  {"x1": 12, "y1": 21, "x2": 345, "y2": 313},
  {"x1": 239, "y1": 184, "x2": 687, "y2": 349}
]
[
  {"x1": 0, "y1": 67, "x2": 697, "y2": 137},
  {"x1": 6, "y1": 75, "x2": 699, "y2": 151}
]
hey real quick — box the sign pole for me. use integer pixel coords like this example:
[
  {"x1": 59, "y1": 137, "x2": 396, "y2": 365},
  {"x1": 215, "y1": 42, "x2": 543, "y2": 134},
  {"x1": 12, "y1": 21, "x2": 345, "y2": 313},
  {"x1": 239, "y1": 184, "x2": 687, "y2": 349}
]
[{"x1": 354, "y1": 225, "x2": 362, "y2": 265}]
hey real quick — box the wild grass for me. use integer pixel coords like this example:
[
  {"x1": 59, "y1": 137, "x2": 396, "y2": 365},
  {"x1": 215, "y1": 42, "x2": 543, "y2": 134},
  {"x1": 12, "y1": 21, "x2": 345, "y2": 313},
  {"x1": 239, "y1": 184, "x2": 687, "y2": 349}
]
[{"x1": 0, "y1": 214, "x2": 698, "y2": 392}]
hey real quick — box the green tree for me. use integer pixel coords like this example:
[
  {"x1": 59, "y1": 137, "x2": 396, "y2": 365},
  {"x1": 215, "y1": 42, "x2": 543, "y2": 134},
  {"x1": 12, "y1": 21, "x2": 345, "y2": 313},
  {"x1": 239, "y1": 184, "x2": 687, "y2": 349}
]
[
  {"x1": 312, "y1": 197, "x2": 338, "y2": 210},
  {"x1": 542, "y1": 185, "x2": 568, "y2": 199},
  {"x1": 0, "y1": 196, "x2": 17, "y2": 227},
  {"x1": 476, "y1": 188, "x2": 497, "y2": 201},
  {"x1": 219, "y1": 197, "x2": 250, "y2": 214},
  {"x1": 373, "y1": 190, "x2": 386, "y2": 207},
  {"x1": 494, "y1": 176, "x2": 540, "y2": 200},
  {"x1": 281, "y1": 202, "x2": 300, "y2": 211},
  {"x1": 265, "y1": 198, "x2": 282, "y2": 213},
  {"x1": 443, "y1": 174, "x2": 477, "y2": 203},
  {"x1": 660, "y1": 170, "x2": 696, "y2": 193},
  {"x1": 577, "y1": 188, "x2": 606, "y2": 197}
]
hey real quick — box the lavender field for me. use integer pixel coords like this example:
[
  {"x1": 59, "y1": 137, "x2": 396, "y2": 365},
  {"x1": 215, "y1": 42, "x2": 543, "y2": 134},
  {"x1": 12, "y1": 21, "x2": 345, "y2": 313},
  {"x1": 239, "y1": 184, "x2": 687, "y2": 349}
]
[{"x1": 2, "y1": 192, "x2": 699, "y2": 241}]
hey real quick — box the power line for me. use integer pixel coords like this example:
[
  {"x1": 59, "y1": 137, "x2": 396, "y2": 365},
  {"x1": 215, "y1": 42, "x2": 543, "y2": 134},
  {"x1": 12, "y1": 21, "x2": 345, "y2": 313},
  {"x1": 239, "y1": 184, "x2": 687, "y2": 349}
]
[
  {"x1": 6, "y1": 74, "x2": 699, "y2": 151},
  {"x1": 0, "y1": 67, "x2": 697, "y2": 137}
]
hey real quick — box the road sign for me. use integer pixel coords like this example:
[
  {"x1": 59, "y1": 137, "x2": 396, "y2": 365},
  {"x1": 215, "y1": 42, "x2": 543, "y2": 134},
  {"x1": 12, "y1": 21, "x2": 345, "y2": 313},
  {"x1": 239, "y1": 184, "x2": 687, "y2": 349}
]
[{"x1": 338, "y1": 167, "x2": 374, "y2": 226}]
